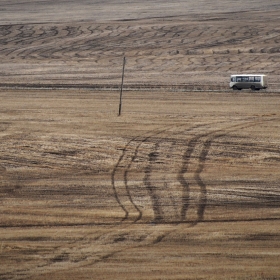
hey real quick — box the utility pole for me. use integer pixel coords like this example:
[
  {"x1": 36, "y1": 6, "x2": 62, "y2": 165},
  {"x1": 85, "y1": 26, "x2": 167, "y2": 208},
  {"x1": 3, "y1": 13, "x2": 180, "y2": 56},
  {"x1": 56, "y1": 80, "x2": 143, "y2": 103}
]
[{"x1": 118, "y1": 56, "x2": 126, "y2": 116}]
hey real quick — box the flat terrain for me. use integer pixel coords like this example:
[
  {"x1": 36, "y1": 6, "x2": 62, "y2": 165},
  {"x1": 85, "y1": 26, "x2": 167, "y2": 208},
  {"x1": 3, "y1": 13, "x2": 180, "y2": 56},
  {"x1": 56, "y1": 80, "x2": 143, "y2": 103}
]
[
  {"x1": 1, "y1": 1, "x2": 280, "y2": 279},
  {"x1": 1, "y1": 0, "x2": 280, "y2": 88}
]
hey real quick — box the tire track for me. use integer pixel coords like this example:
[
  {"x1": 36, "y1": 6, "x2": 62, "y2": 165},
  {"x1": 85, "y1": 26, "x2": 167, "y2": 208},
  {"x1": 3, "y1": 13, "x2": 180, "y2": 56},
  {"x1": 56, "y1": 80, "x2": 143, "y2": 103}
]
[
  {"x1": 133, "y1": 116, "x2": 280, "y2": 254},
  {"x1": 2, "y1": 115, "x2": 278, "y2": 279},
  {"x1": 112, "y1": 116, "x2": 279, "y2": 226},
  {"x1": 127, "y1": 124, "x2": 205, "y2": 223},
  {"x1": 115, "y1": 121, "x2": 229, "y2": 224},
  {"x1": 140, "y1": 121, "x2": 229, "y2": 224},
  {"x1": 112, "y1": 123, "x2": 193, "y2": 223},
  {"x1": 178, "y1": 116, "x2": 279, "y2": 224},
  {"x1": 111, "y1": 126, "x2": 175, "y2": 222},
  {"x1": 111, "y1": 135, "x2": 140, "y2": 221},
  {"x1": 70, "y1": 117, "x2": 278, "y2": 280}
]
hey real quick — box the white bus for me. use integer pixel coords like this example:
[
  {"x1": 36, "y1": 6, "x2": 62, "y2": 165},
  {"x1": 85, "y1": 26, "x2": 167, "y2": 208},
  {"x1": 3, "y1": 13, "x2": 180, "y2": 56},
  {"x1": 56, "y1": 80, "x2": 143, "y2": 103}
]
[{"x1": 230, "y1": 74, "x2": 268, "y2": 90}]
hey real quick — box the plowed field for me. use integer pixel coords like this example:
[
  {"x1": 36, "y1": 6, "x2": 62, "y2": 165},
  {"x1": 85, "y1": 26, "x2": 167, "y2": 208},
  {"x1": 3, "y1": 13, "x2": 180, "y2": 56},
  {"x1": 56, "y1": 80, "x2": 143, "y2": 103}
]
[{"x1": 1, "y1": 1, "x2": 280, "y2": 279}]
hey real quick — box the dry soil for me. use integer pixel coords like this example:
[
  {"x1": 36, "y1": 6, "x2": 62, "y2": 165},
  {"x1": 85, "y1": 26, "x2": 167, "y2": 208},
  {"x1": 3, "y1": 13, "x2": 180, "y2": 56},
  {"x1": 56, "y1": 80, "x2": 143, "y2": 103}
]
[{"x1": 1, "y1": 1, "x2": 280, "y2": 279}]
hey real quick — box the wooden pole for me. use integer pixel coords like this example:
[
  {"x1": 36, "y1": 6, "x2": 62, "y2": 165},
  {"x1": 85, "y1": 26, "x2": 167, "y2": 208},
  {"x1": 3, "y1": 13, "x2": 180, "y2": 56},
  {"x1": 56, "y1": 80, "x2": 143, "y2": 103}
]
[{"x1": 118, "y1": 56, "x2": 126, "y2": 116}]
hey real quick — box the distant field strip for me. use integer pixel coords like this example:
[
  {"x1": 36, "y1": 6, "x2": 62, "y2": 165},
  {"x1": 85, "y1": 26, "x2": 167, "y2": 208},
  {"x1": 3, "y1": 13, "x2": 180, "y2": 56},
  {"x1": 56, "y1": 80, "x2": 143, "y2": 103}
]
[{"x1": 1, "y1": 15, "x2": 280, "y2": 86}]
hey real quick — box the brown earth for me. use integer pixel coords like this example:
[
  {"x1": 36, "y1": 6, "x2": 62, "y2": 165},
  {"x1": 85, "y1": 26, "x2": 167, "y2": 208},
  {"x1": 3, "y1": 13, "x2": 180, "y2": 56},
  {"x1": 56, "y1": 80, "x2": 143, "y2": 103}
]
[{"x1": 1, "y1": 1, "x2": 280, "y2": 279}]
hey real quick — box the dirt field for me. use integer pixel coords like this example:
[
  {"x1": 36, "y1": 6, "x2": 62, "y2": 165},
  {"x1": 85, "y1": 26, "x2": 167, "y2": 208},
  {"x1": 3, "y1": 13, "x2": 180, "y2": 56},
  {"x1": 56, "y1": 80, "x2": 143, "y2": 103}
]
[{"x1": 1, "y1": 1, "x2": 280, "y2": 279}]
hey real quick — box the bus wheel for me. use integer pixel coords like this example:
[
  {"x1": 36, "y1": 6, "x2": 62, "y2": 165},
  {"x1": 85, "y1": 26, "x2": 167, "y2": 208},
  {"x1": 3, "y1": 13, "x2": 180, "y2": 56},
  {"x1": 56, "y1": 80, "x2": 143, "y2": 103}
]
[
  {"x1": 251, "y1": 85, "x2": 256, "y2": 91},
  {"x1": 233, "y1": 86, "x2": 238, "y2": 90}
]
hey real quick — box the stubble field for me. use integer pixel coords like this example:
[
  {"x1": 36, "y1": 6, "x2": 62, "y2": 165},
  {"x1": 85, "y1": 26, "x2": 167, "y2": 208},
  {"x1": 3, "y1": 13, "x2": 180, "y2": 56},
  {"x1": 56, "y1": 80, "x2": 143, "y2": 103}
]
[{"x1": 1, "y1": 1, "x2": 280, "y2": 279}]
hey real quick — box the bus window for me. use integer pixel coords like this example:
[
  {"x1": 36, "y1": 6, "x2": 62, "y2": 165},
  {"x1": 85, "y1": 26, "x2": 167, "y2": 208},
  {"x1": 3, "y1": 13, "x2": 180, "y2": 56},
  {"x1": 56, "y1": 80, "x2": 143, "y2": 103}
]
[
  {"x1": 231, "y1": 77, "x2": 236, "y2": 82},
  {"x1": 249, "y1": 76, "x2": 254, "y2": 82},
  {"x1": 254, "y1": 76, "x2": 261, "y2": 82},
  {"x1": 241, "y1": 76, "x2": 249, "y2": 82}
]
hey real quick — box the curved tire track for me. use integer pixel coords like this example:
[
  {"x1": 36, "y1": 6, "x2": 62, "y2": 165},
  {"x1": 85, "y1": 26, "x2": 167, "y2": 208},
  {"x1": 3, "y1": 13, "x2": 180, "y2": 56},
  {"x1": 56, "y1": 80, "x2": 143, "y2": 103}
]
[{"x1": 112, "y1": 116, "x2": 279, "y2": 225}]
